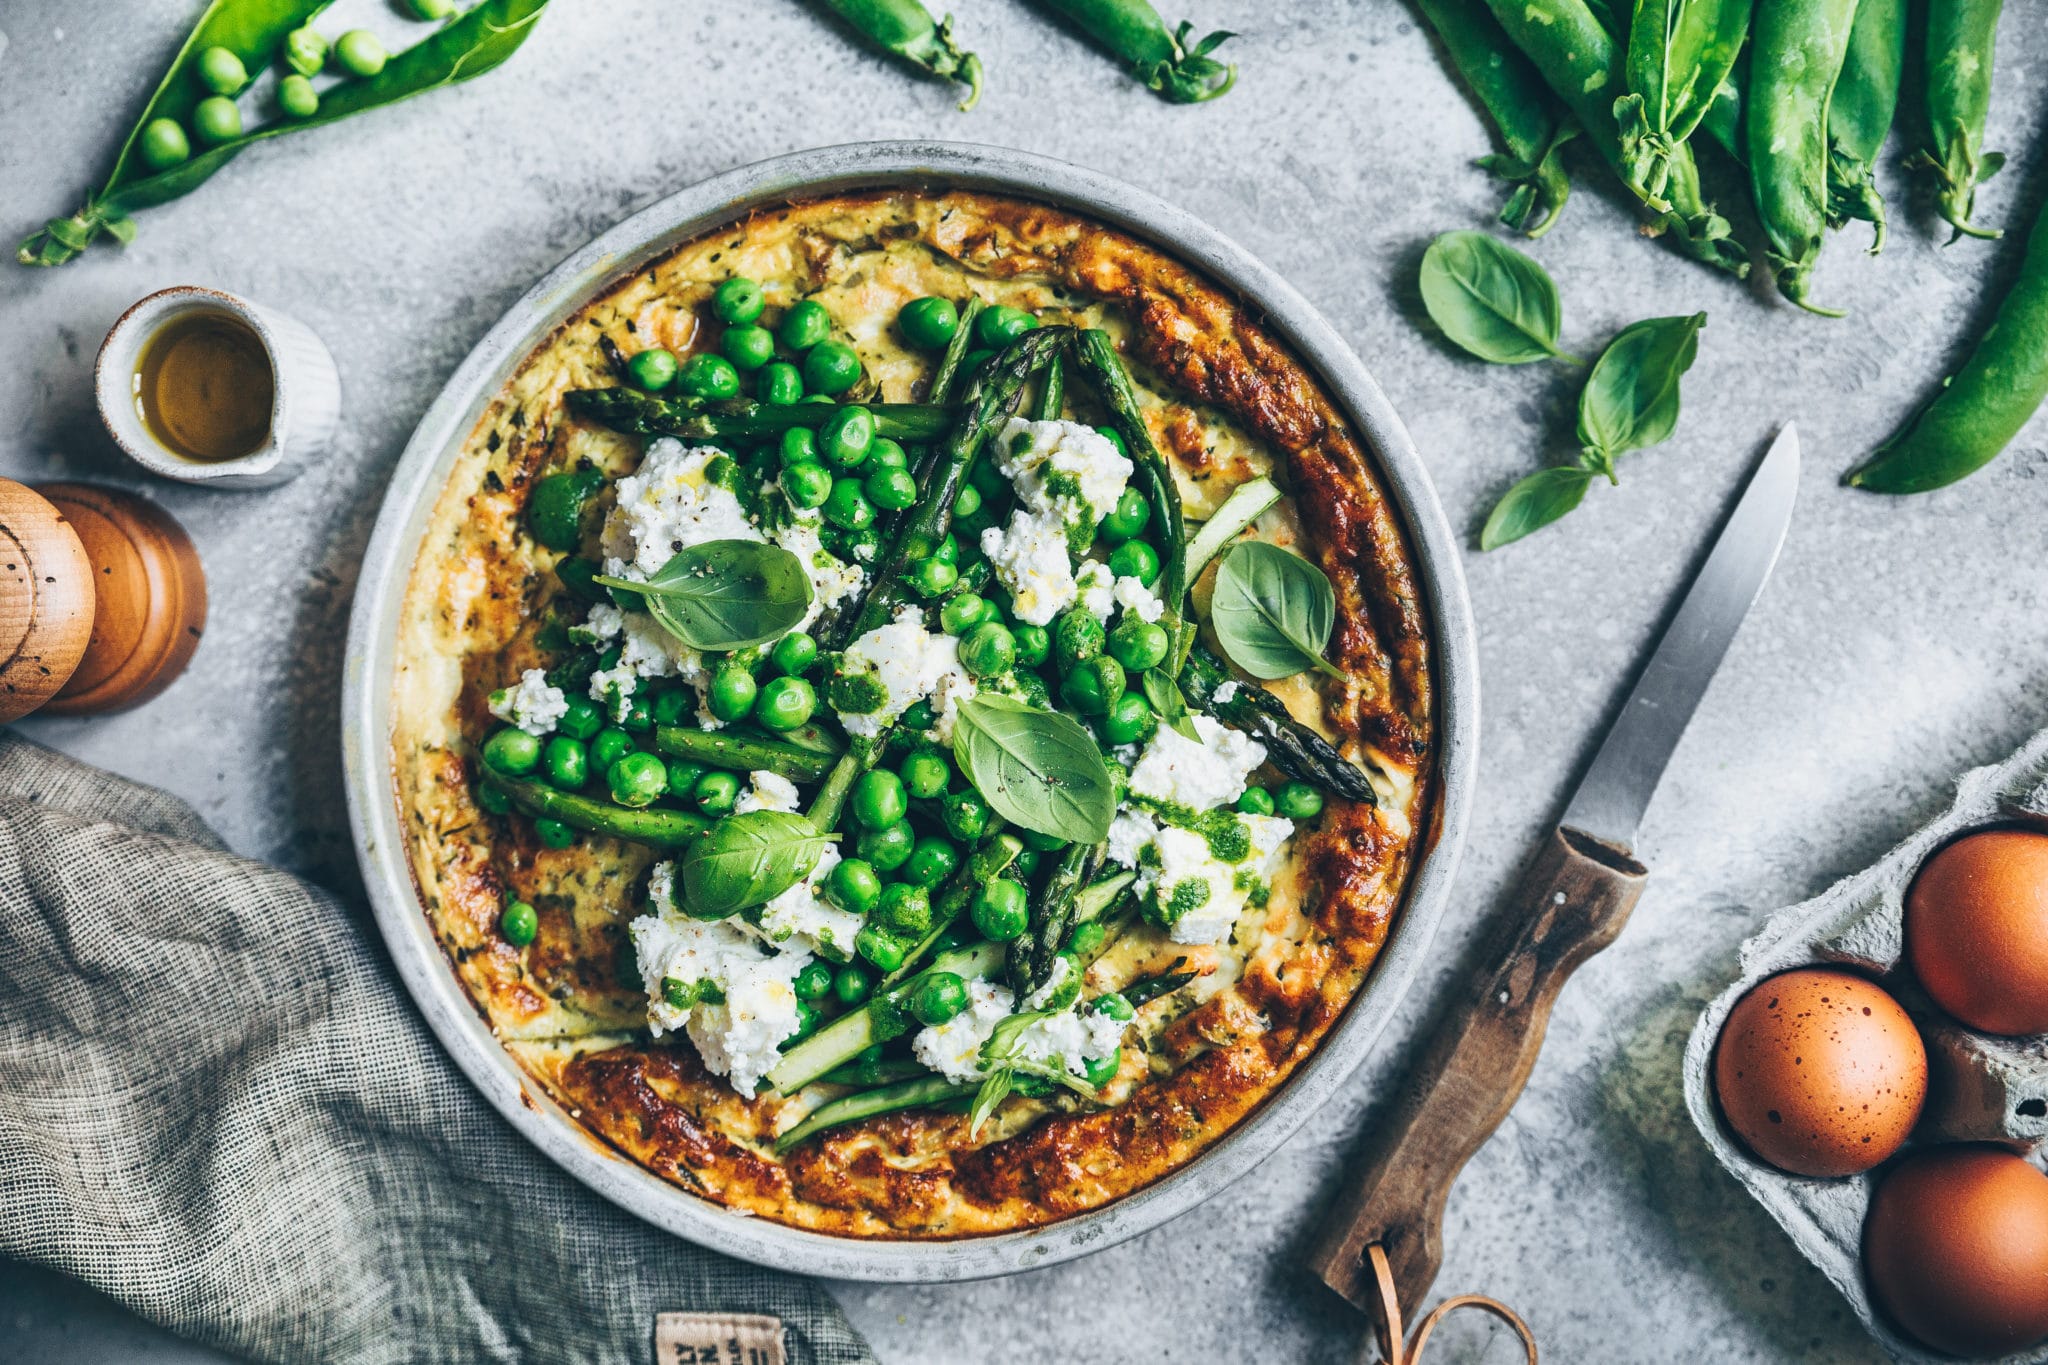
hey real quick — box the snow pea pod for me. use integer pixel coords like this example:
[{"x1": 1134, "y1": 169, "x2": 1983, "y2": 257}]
[
  {"x1": 1747, "y1": 0, "x2": 1860, "y2": 315},
  {"x1": 1024, "y1": 0, "x2": 1235, "y2": 104},
  {"x1": 816, "y1": 0, "x2": 983, "y2": 111},
  {"x1": 1846, "y1": 194, "x2": 2048, "y2": 493},
  {"x1": 1917, "y1": 0, "x2": 2006, "y2": 241},
  {"x1": 1825, "y1": 0, "x2": 1906, "y2": 251},
  {"x1": 1615, "y1": 0, "x2": 1753, "y2": 207},
  {"x1": 1417, "y1": 0, "x2": 1577, "y2": 238}
]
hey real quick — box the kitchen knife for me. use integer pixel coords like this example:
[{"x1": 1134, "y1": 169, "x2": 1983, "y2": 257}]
[{"x1": 1307, "y1": 425, "x2": 1802, "y2": 1318}]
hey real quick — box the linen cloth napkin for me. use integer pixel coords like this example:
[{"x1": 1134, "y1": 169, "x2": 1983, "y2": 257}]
[{"x1": 0, "y1": 732, "x2": 877, "y2": 1365}]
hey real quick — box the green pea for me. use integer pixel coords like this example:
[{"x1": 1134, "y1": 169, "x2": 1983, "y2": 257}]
[
  {"x1": 500, "y1": 900, "x2": 538, "y2": 946},
  {"x1": 1068, "y1": 922, "x2": 1108, "y2": 958},
  {"x1": 197, "y1": 46, "x2": 247, "y2": 96},
  {"x1": 1236, "y1": 786, "x2": 1275, "y2": 816},
  {"x1": 721, "y1": 324, "x2": 775, "y2": 372},
  {"x1": 534, "y1": 817, "x2": 575, "y2": 849},
  {"x1": 1109, "y1": 620, "x2": 1170, "y2": 672},
  {"x1": 646, "y1": 688, "x2": 688, "y2": 728},
  {"x1": 665, "y1": 758, "x2": 708, "y2": 795},
  {"x1": 903, "y1": 837, "x2": 959, "y2": 890},
  {"x1": 1062, "y1": 656, "x2": 1127, "y2": 716},
  {"x1": 804, "y1": 340, "x2": 862, "y2": 396},
  {"x1": 833, "y1": 961, "x2": 875, "y2": 1006},
  {"x1": 334, "y1": 29, "x2": 387, "y2": 77},
  {"x1": 964, "y1": 885, "x2": 1027, "y2": 952},
  {"x1": 759, "y1": 361, "x2": 803, "y2": 405},
  {"x1": 932, "y1": 533, "x2": 961, "y2": 565},
  {"x1": 588, "y1": 727, "x2": 632, "y2": 772},
  {"x1": 1099, "y1": 487, "x2": 1150, "y2": 543},
  {"x1": 1053, "y1": 611, "x2": 1107, "y2": 669},
  {"x1": 1275, "y1": 781, "x2": 1324, "y2": 820},
  {"x1": 968, "y1": 455, "x2": 1009, "y2": 502},
  {"x1": 783, "y1": 961, "x2": 832, "y2": 1004},
  {"x1": 900, "y1": 699, "x2": 937, "y2": 732},
  {"x1": 283, "y1": 26, "x2": 328, "y2": 77},
  {"x1": 899, "y1": 748, "x2": 951, "y2": 800},
  {"x1": 875, "y1": 883, "x2": 932, "y2": 935},
  {"x1": 700, "y1": 667, "x2": 752, "y2": 723},
  {"x1": 139, "y1": 118, "x2": 190, "y2": 170},
  {"x1": 1093, "y1": 991, "x2": 1135, "y2": 1021},
  {"x1": 938, "y1": 593, "x2": 984, "y2": 635},
  {"x1": 910, "y1": 971, "x2": 970, "y2": 1027},
  {"x1": 911, "y1": 558, "x2": 957, "y2": 599},
  {"x1": 976, "y1": 305, "x2": 1037, "y2": 348},
  {"x1": 856, "y1": 819, "x2": 916, "y2": 872},
  {"x1": 868, "y1": 437, "x2": 908, "y2": 470},
  {"x1": 677, "y1": 352, "x2": 740, "y2": 400},
  {"x1": 1107, "y1": 539, "x2": 1161, "y2": 587},
  {"x1": 959, "y1": 622, "x2": 1015, "y2": 678},
  {"x1": 1100, "y1": 692, "x2": 1155, "y2": 746},
  {"x1": 839, "y1": 526, "x2": 882, "y2": 564},
  {"x1": 607, "y1": 751, "x2": 668, "y2": 807},
  {"x1": 852, "y1": 769, "x2": 909, "y2": 831},
  {"x1": 778, "y1": 427, "x2": 818, "y2": 469},
  {"x1": 713, "y1": 277, "x2": 764, "y2": 325},
  {"x1": 482, "y1": 727, "x2": 541, "y2": 776},
  {"x1": 277, "y1": 73, "x2": 319, "y2": 118},
  {"x1": 192, "y1": 96, "x2": 242, "y2": 146},
  {"x1": 865, "y1": 465, "x2": 918, "y2": 512},
  {"x1": 757, "y1": 635, "x2": 814, "y2": 683},
  {"x1": 855, "y1": 924, "x2": 906, "y2": 972},
  {"x1": 941, "y1": 789, "x2": 990, "y2": 841},
  {"x1": 1096, "y1": 425, "x2": 1129, "y2": 456},
  {"x1": 693, "y1": 769, "x2": 740, "y2": 816},
  {"x1": 958, "y1": 347, "x2": 995, "y2": 379},
  {"x1": 756, "y1": 676, "x2": 816, "y2": 731},
  {"x1": 1081, "y1": 1049, "x2": 1122, "y2": 1089},
  {"x1": 627, "y1": 347, "x2": 677, "y2": 392},
  {"x1": 620, "y1": 693, "x2": 653, "y2": 732},
  {"x1": 783, "y1": 461, "x2": 833, "y2": 510},
  {"x1": 821, "y1": 405, "x2": 875, "y2": 469},
  {"x1": 475, "y1": 781, "x2": 512, "y2": 815},
  {"x1": 542, "y1": 736, "x2": 589, "y2": 789},
  {"x1": 779, "y1": 299, "x2": 831, "y2": 351},
  {"x1": 1012, "y1": 623, "x2": 1051, "y2": 668},
  {"x1": 1011, "y1": 849, "x2": 1043, "y2": 876},
  {"x1": 898, "y1": 296, "x2": 960, "y2": 350},
  {"x1": 951, "y1": 484, "x2": 982, "y2": 519},
  {"x1": 823, "y1": 478, "x2": 874, "y2": 531}
]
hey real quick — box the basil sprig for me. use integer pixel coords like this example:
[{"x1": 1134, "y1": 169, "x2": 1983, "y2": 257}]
[
  {"x1": 967, "y1": 1009, "x2": 1100, "y2": 1136},
  {"x1": 951, "y1": 695, "x2": 1116, "y2": 844},
  {"x1": 595, "y1": 539, "x2": 811, "y2": 651},
  {"x1": 675, "y1": 811, "x2": 833, "y2": 918},
  {"x1": 1208, "y1": 542, "x2": 1344, "y2": 681},
  {"x1": 1418, "y1": 230, "x2": 1581, "y2": 365},
  {"x1": 1482, "y1": 312, "x2": 1706, "y2": 550}
]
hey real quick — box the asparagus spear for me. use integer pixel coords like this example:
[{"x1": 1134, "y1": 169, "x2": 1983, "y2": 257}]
[
  {"x1": 653, "y1": 725, "x2": 838, "y2": 782},
  {"x1": 1123, "y1": 966, "x2": 1198, "y2": 1006},
  {"x1": 1178, "y1": 645, "x2": 1382, "y2": 804},
  {"x1": 925, "y1": 298, "x2": 988, "y2": 407},
  {"x1": 1009, "y1": 842, "x2": 1106, "y2": 995},
  {"x1": 773, "y1": 1074, "x2": 970, "y2": 1153},
  {"x1": 566, "y1": 388, "x2": 954, "y2": 444},
  {"x1": 478, "y1": 769, "x2": 709, "y2": 849}
]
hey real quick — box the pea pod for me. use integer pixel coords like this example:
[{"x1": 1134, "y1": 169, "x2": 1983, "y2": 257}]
[
  {"x1": 816, "y1": 0, "x2": 983, "y2": 111},
  {"x1": 1614, "y1": 0, "x2": 1753, "y2": 208},
  {"x1": 20, "y1": 0, "x2": 549, "y2": 267},
  {"x1": 1024, "y1": 0, "x2": 1235, "y2": 103},
  {"x1": 1916, "y1": 0, "x2": 2007, "y2": 242},
  {"x1": 1417, "y1": 0, "x2": 1577, "y2": 238},
  {"x1": 1746, "y1": 0, "x2": 1860, "y2": 314},
  {"x1": 477, "y1": 769, "x2": 708, "y2": 850},
  {"x1": 1696, "y1": 45, "x2": 1747, "y2": 165},
  {"x1": 1825, "y1": 0, "x2": 1906, "y2": 250},
  {"x1": 1845, "y1": 193, "x2": 2048, "y2": 493}
]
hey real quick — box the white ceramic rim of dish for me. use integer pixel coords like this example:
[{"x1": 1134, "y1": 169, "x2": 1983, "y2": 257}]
[{"x1": 340, "y1": 141, "x2": 1481, "y2": 1282}]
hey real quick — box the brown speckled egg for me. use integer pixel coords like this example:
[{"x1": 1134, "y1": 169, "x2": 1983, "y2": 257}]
[
  {"x1": 1906, "y1": 828, "x2": 2048, "y2": 1036},
  {"x1": 1713, "y1": 968, "x2": 1926, "y2": 1177},
  {"x1": 1865, "y1": 1145, "x2": 2048, "y2": 1357}
]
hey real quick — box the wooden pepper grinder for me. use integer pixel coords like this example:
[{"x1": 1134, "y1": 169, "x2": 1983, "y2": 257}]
[{"x1": 0, "y1": 479, "x2": 206, "y2": 721}]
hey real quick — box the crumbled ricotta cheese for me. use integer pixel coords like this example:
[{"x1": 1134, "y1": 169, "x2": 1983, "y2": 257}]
[
  {"x1": 836, "y1": 606, "x2": 978, "y2": 738},
  {"x1": 913, "y1": 977, "x2": 1015, "y2": 1083},
  {"x1": 600, "y1": 439, "x2": 758, "y2": 580},
  {"x1": 1213, "y1": 679, "x2": 1239, "y2": 704},
  {"x1": 773, "y1": 519, "x2": 865, "y2": 631},
  {"x1": 735, "y1": 770, "x2": 802, "y2": 815},
  {"x1": 628, "y1": 911, "x2": 754, "y2": 1031},
  {"x1": 1012, "y1": 1008, "x2": 1127, "y2": 1075},
  {"x1": 568, "y1": 601, "x2": 625, "y2": 647},
  {"x1": 1145, "y1": 811, "x2": 1297, "y2": 946},
  {"x1": 488, "y1": 668, "x2": 568, "y2": 736},
  {"x1": 1105, "y1": 808, "x2": 1163, "y2": 869},
  {"x1": 587, "y1": 608, "x2": 707, "y2": 722},
  {"x1": 758, "y1": 843, "x2": 864, "y2": 962},
  {"x1": 1129, "y1": 714, "x2": 1267, "y2": 812},
  {"x1": 993, "y1": 418, "x2": 1132, "y2": 526},
  {"x1": 1023, "y1": 954, "x2": 1074, "y2": 1011},
  {"x1": 1113, "y1": 574, "x2": 1164, "y2": 623},
  {"x1": 981, "y1": 506, "x2": 1078, "y2": 626},
  {"x1": 1075, "y1": 560, "x2": 1116, "y2": 620},
  {"x1": 628, "y1": 907, "x2": 812, "y2": 1095}
]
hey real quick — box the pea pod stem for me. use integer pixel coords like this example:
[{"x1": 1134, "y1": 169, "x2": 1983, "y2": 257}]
[
  {"x1": 1178, "y1": 645, "x2": 1382, "y2": 804},
  {"x1": 1845, "y1": 192, "x2": 2048, "y2": 493},
  {"x1": 565, "y1": 388, "x2": 954, "y2": 444},
  {"x1": 1024, "y1": 0, "x2": 1236, "y2": 103},
  {"x1": 478, "y1": 768, "x2": 709, "y2": 850},
  {"x1": 773, "y1": 1073, "x2": 971, "y2": 1153},
  {"x1": 816, "y1": 0, "x2": 985, "y2": 111},
  {"x1": 654, "y1": 726, "x2": 838, "y2": 782},
  {"x1": 1613, "y1": 0, "x2": 1753, "y2": 208},
  {"x1": 1917, "y1": 0, "x2": 2007, "y2": 242},
  {"x1": 1746, "y1": 0, "x2": 1860, "y2": 314},
  {"x1": 1824, "y1": 0, "x2": 1905, "y2": 251}
]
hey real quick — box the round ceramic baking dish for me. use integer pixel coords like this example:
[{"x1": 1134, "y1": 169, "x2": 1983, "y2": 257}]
[{"x1": 342, "y1": 141, "x2": 1479, "y2": 1282}]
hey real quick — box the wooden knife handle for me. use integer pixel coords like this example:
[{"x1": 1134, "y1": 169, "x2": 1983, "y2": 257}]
[{"x1": 1306, "y1": 827, "x2": 1649, "y2": 1315}]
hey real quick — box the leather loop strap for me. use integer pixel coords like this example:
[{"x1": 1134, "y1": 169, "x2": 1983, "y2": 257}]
[{"x1": 1364, "y1": 1244, "x2": 1538, "y2": 1365}]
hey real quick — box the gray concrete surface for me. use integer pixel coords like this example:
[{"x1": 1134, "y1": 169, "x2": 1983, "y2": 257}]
[{"x1": 3, "y1": 2, "x2": 2044, "y2": 1361}]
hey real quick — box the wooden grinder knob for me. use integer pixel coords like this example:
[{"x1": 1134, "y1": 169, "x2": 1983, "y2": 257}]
[
  {"x1": 37, "y1": 483, "x2": 207, "y2": 716},
  {"x1": 0, "y1": 479, "x2": 97, "y2": 722}
]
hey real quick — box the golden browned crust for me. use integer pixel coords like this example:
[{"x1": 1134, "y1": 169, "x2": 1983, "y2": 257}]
[{"x1": 392, "y1": 189, "x2": 1434, "y2": 1237}]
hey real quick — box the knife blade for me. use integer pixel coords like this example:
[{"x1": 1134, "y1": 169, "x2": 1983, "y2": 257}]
[
  {"x1": 1306, "y1": 428, "x2": 1801, "y2": 1323},
  {"x1": 1561, "y1": 423, "x2": 1802, "y2": 854}
]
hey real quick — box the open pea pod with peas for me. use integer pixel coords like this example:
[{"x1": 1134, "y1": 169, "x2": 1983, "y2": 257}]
[{"x1": 20, "y1": 0, "x2": 548, "y2": 268}]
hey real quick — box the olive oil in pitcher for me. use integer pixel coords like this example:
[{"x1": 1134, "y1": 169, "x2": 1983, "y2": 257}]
[{"x1": 132, "y1": 311, "x2": 274, "y2": 461}]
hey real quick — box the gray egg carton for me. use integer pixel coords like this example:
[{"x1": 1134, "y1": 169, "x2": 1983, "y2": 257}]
[{"x1": 1683, "y1": 728, "x2": 2048, "y2": 1364}]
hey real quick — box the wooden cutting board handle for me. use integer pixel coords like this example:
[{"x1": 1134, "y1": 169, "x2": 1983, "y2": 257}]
[{"x1": 1306, "y1": 826, "x2": 1649, "y2": 1316}]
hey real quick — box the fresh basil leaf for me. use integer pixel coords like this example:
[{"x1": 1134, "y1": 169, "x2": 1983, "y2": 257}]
[
  {"x1": 1208, "y1": 542, "x2": 1345, "y2": 681},
  {"x1": 675, "y1": 810, "x2": 831, "y2": 918},
  {"x1": 1479, "y1": 466, "x2": 1596, "y2": 551},
  {"x1": 1142, "y1": 667, "x2": 1200, "y2": 741},
  {"x1": 951, "y1": 696, "x2": 1116, "y2": 844},
  {"x1": 1577, "y1": 313, "x2": 1705, "y2": 463},
  {"x1": 1418, "y1": 230, "x2": 1578, "y2": 365},
  {"x1": 594, "y1": 538, "x2": 811, "y2": 652}
]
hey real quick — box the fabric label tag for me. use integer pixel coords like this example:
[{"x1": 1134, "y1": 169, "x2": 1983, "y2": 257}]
[{"x1": 655, "y1": 1312, "x2": 786, "y2": 1365}]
